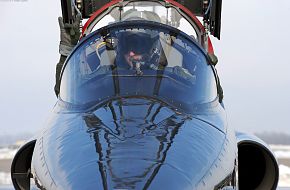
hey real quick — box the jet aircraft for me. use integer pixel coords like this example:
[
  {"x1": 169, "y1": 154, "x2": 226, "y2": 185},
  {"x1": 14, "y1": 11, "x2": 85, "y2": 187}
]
[{"x1": 11, "y1": 0, "x2": 279, "y2": 189}]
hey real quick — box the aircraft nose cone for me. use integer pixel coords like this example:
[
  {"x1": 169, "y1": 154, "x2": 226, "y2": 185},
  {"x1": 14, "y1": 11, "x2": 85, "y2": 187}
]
[{"x1": 33, "y1": 98, "x2": 227, "y2": 190}]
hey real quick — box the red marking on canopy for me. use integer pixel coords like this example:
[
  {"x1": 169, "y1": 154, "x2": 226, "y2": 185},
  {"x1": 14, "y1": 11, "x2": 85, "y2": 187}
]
[{"x1": 81, "y1": 0, "x2": 214, "y2": 53}]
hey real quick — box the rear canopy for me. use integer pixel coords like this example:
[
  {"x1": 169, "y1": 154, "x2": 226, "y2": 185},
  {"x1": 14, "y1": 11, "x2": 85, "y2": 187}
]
[{"x1": 61, "y1": 0, "x2": 222, "y2": 39}]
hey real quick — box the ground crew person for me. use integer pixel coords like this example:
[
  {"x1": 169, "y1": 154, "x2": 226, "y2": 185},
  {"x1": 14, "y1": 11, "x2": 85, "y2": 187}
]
[{"x1": 55, "y1": 15, "x2": 81, "y2": 96}]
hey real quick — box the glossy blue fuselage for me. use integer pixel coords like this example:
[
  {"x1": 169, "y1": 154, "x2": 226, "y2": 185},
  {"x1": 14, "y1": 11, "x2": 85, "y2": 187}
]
[
  {"x1": 31, "y1": 21, "x2": 237, "y2": 190},
  {"x1": 32, "y1": 97, "x2": 237, "y2": 190}
]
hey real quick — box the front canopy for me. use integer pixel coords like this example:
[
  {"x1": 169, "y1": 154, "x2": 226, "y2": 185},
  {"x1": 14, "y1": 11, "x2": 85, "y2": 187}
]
[{"x1": 60, "y1": 21, "x2": 217, "y2": 111}]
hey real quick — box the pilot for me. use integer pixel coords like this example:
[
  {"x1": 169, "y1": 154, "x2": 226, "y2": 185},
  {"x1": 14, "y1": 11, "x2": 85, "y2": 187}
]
[
  {"x1": 54, "y1": 15, "x2": 81, "y2": 96},
  {"x1": 116, "y1": 31, "x2": 164, "y2": 72},
  {"x1": 54, "y1": 11, "x2": 193, "y2": 96},
  {"x1": 54, "y1": 11, "x2": 161, "y2": 96}
]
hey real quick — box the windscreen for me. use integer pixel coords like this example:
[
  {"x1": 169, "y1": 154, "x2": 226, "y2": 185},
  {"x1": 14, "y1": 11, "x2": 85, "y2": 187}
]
[{"x1": 60, "y1": 21, "x2": 217, "y2": 109}]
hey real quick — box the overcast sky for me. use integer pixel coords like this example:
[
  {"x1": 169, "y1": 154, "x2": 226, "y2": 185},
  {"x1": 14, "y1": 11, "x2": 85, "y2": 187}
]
[{"x1": 0, "y1": 0, "x2": 289, "y2": 136}]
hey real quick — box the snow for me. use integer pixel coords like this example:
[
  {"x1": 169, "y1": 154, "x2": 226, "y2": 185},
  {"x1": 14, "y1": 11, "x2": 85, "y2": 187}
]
[
  {"x1": 271, "y1": 145, "x2": 290, "y2": 159},
  {"x1": 276, "y1": 151, "x2": 290, "y2": 159},
  {"x1": 0, "y1": 148, "x2": 17, "y2": 160},
  {"x1": 0, "y1": 173, "x2": 11, "y2": 186},
  {"x1": 279, "y1": 165, "x2": 290, "y2": 187}
]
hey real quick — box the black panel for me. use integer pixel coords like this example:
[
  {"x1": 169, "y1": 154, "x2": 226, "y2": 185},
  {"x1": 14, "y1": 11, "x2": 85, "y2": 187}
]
[
  {"x1": 82, "y1": 0, "x2": 111, "y2": 18},
  {"x1": 61, "y1": 0, "x2": 74, "y2": 24},
  {"x1": 175, "y1": 0, "x2": 204, "y2": 16},
  {"x1": 209, "y1": 0, "x2": 222, "y2": 39}
]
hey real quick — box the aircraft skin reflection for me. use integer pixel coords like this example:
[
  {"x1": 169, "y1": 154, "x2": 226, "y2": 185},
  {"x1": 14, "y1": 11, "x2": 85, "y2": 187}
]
[{"x1": 32, "y1": 97, "x2": 236, "y2": 190}]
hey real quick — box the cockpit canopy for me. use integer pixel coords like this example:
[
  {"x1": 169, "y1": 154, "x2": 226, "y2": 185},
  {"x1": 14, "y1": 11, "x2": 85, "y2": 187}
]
[
  {"x1": 83, "y1": 1, "x2": 201, "y2": 41},
  {"x1": 60, "y1": 21, "x2": 217, "y2": 111},
  {"x1": 80, "y1": 0, "x2": 222, "y2": 39}
]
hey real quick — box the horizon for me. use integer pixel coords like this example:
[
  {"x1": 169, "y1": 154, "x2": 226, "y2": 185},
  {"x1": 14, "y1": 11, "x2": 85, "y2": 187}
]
[{"x1": 1, "y1": 131, "x2": 290, "y2": 147}]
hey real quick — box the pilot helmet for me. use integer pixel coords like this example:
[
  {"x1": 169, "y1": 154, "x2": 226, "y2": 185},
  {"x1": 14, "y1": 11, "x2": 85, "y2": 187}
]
[{"x1": 116, "y1": 29, "x2": 161, "y2": 68}]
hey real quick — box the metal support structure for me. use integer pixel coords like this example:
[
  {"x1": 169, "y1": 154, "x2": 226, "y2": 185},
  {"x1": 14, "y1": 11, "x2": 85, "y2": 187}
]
[{"x1": 61, "y1": 0, "x2": 74, "y2": 24}]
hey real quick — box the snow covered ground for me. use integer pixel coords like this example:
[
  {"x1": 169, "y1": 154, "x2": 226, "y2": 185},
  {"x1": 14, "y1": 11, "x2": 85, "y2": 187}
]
[
  {"x1": 279, "y1": 165, "x2": 290, "y2": 187},
  {"x1": 0, "y1": 173, "x2": 10, "y2": 186},
  {"x1": 271, "y1": 145, "x2": 290, "y2": 159},
  {"x1": 0, "y1": 148, "x2": 17, "y2": 160},
  {"x1": 1, "y1": 145, "x2": 290, "y2": 188},
  {"x1": 271, "y1": 145, "x2": 290, "y2": 187}
]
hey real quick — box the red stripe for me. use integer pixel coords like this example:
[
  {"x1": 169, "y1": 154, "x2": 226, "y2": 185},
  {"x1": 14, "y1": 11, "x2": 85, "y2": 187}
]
[
  {"x1": 207, "y1": 37, "x2": 214, "y2": 54},
  {"x1": 81, "y1": 0, "x2": 214, "y2": 53}
]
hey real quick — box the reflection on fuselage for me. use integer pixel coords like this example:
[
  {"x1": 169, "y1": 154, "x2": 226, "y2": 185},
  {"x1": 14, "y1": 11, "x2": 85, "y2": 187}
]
[{"x1": 84, "y1": 98, "x2": 186, "y2": 189}]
